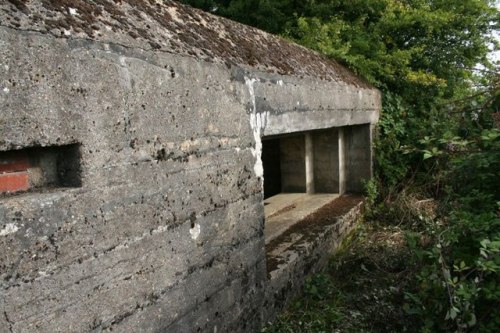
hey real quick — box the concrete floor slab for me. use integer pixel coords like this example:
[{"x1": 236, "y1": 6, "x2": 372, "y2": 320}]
[{"x1": 264, "y1": 193, "x2": 340, "y2": 244}]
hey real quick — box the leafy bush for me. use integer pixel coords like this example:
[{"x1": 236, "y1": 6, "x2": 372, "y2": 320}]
[{"x1": 404, "y1": 128, "x2": 500, "y2": 332}]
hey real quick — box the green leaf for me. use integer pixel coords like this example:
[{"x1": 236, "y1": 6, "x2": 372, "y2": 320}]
[
  {"x1": 448, "y1": 307, "x2": 459, "y2": 320},
  {"x1": 467, "y1": 313, "x2": 477, "y2": 327},
  {"x1": 443, "y1": 268, "x2": 451, "y2": 281}
]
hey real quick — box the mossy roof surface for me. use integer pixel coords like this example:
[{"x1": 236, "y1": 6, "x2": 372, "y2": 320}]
[{"x1": 2, "y1": 0, "x2": 372, "y2": 87}]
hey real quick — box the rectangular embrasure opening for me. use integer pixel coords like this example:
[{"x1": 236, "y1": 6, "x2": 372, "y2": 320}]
[
  {"x1": 262, "y1": 133, "x2": 307, "y2": 200},
  {"x1": 262, "y1": 130, "x2": 341, "y2": 244},
  {"x1": 261, "y1": 125, "x2": 374, "y2": 244},
  {"x1": 0, "y1": 144, "x2": 81, "y2": 195}
]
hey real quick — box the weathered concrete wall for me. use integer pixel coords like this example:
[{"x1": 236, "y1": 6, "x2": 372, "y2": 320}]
[
  {"x1": 0, "y1": 25, "x2": 267, "y2": 333},
  {"x1": 248, "y1": 75, "x2": 379, "y2": 138},
  {"x1": 0, "y1": 1, "x2": 380, "y2": 332}
]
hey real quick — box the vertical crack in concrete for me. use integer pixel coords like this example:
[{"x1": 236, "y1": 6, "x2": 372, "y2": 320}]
[{"x1": 4, "y1": 311, "x2": 14, "y2": 333}]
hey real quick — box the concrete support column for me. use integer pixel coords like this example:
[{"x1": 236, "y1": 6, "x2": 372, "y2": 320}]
[
  {"x1": 346, "y1": 124, "x2": 373, "y2": 193},
  {"x1": 305, "y1": 132, "x2": 314, "y2": 194},
  {"x1": 338, "y1": 127, "x2": 346, "y2": 194}
]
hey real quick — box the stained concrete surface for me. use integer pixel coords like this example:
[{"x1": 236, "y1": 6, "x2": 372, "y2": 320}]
[{"x1": 264, "y1": 193, "x2": 340, "y2": 243}]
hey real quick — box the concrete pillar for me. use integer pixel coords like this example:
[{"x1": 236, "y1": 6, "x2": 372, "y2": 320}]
[
  {"x1": 305, "y1": 132, "x2": 314, "y2": 194},
  {"x1": 338, "y1": 127, "x2": 346, "y2": 194},
  {"x1": 346, "y1": 124, "x2": 373, "y2": 193},
  {"x1": 312, "y1": 129, "x2": 338, "y2": 193}
]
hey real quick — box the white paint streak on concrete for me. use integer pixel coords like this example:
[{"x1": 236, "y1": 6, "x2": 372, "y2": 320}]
[
  {"x1": 357, "y1": 90, "x2": 364, "y2": 103},
  {"x1": 245, "y1": 76, "x2": 268, "y2": 180},
  {"x1": 40, "y1": 200, "x2": 54, "y2": 208},
  {"x1": 190, "y1": 223, "x2": 201, "y2": 240},
  {"x1": 0, "y1": 223, "x2": 19, "y2": 236}
]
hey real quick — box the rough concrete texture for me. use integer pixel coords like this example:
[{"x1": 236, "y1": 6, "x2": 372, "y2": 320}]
[
  {"x1": 264, "y1": 193, "x2": 340, "y2": 244},
  {"x1": 313, "y1": 129, "x2": 339, "y2": 193},
  {"x1": 0, "y1": 1, "x2": 380, "y2": 332},
  {"x1": 346, "y1": 124, "x2": 374, "y2": 193}
]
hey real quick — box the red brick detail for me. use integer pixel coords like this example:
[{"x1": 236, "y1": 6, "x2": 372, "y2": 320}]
[
  {"x1": 0, "y1": 151, "x2": 31, "y2": 174},
  {"x1": 0, "y1": 172, "x2": 30, "y2": 193}
]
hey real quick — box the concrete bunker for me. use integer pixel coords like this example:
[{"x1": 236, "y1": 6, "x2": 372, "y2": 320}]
[{"x1": 0, "y1": 1, "x2": 380, "y2": 332}]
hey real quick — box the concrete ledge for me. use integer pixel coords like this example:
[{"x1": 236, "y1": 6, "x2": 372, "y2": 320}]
[
  {"x1": 264, "y1": 193, "x2": 340, "y2": 244},
  {"x1": 263, "y1": 194, "x2": 364, "y2": 323}
]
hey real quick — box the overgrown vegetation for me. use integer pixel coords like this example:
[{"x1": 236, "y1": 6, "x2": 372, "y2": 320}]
[
  {"x1": 262, "y1": 222, "x2": 419, "y2": 333},
  {"x1": 180, "y1": 1, "x2": 500, "y2": 331},
  {"x1": 399, "y1": 121, "x2": 500, "y2": 332}
]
